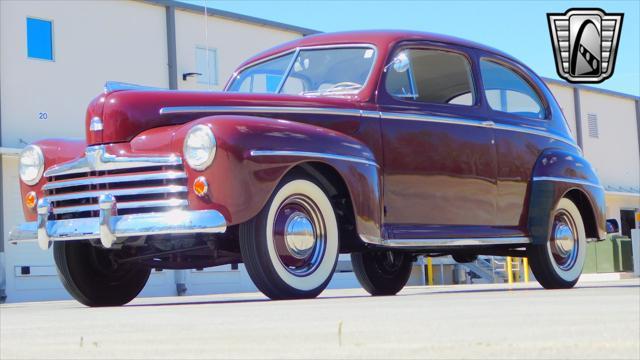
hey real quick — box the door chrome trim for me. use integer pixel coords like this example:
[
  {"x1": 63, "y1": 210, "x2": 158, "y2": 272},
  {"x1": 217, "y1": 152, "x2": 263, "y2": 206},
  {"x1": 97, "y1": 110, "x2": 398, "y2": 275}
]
[
  {"x1": 360, "y1": 236, "x2": 531, "y2": 247},
  {"x1": 381, "y1": 112, "x2": 488, "y2": 128},
  {"x1": 379, "y1": 111, "x2": 579, "y2": 150},
  {"x1": 532, "y1": 176, "x2": 603, "y2": 189},
  {"x1": 249, "y1": 150, "x2": 379, "y2": 167}
]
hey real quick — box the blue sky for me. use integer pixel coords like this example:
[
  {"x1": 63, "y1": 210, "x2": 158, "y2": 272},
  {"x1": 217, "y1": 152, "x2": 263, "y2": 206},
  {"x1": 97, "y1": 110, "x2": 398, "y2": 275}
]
[{"x1": 183, "y1": 1, "x2": 639, "y2": 96}]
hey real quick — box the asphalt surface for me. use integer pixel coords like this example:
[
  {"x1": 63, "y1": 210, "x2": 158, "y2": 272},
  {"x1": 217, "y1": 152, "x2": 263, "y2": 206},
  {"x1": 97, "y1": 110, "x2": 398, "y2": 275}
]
[{"x1": 1, "y1": 279, "x2": 639, "y2": 360}]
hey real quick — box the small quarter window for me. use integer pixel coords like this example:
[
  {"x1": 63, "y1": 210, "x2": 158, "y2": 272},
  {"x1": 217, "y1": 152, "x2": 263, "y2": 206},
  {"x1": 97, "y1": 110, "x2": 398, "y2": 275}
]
[
  {"x1": 26, "y1": 17, "x2": 53, "y2": 61},
  {"x1": 480, "y1": 59, "x2": 545, "y2": 119},
  {"x1": 385, "y1": 49, "x2": 474, "y2": 106}
]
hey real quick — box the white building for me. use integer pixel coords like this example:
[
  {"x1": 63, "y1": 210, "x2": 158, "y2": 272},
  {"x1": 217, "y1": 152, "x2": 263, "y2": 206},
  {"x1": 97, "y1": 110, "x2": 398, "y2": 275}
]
[{"x1": 1, "y1": 0, "x2": 638, "y2": 302}]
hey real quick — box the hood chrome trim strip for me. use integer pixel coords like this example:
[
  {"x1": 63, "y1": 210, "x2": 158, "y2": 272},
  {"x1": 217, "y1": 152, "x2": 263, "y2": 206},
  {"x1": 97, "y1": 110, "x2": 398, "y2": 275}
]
[{"x1": 160, "y1": 105, "x2": 364, "y2": 117}]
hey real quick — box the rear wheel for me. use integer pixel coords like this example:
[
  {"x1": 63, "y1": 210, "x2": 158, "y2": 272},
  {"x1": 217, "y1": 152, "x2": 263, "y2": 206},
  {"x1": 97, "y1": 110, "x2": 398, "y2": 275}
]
[
  {"x1": 528, "y1": 198, "x2": 586, "y2": 289},
  {"x1": 53, "y1": 241, "x2": 150, "y2": 306},
  {"x1": 351, "y1": 250, "x2": 413, "y2": 296},
  {"x1": 239, "y1": 177, "x2": 339, "y2": 300}
]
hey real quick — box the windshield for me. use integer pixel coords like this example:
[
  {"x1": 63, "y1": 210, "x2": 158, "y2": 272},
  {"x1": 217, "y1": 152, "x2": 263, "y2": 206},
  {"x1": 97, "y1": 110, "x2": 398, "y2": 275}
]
[{"x1": 227, "y1": 46, "x2": 376, "y2": 96}]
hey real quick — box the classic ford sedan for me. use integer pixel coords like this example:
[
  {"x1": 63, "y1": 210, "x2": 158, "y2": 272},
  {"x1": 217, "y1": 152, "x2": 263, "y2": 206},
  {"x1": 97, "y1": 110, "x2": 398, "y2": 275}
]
[{"x1": 11, "y1": 31, "x2": 606, "y2": 306}]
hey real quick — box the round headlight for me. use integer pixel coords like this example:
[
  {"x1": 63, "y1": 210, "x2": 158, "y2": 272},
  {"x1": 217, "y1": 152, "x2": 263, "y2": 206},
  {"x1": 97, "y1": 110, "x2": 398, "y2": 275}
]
[
  {"x1": 183, "y1": 125, "x2": 216, "y2": 170},
  {"x1": 19, "y1": 145, "x2": 45, "y2": 185}
]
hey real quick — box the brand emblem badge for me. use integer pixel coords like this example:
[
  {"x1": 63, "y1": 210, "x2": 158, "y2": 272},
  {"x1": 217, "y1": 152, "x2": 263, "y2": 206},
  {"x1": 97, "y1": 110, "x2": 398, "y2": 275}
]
[
  {"x1": 547, "y1": 8, "x2": 623, "y2": 83},
  {"x1": 89, "y1": 116, "x2": 104, "y2": 132}
]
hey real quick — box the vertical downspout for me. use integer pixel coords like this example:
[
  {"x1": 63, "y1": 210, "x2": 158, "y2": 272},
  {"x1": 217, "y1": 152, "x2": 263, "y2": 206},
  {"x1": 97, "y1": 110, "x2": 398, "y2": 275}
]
[
  {"x1": 636, "y1": 99, "x2": 640, "y2": 167},
  {"x1": 573, "y1": 87, "x2": 584, "y2": 149},
  {"x1": 166, "y1": 5, "x2": 178, "y2": 90},
  {"x1": 0, "y1": 58, "x2": 5, "y2": 303},
  {"x1": 165, "y1": 4, "x2": 186, "y2": 295}
]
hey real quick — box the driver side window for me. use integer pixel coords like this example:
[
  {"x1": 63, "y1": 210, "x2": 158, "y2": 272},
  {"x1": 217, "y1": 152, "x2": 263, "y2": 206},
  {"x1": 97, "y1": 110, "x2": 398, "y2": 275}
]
[{"x1": 385, "y1": 49, "x2": 474, "y2": 106}]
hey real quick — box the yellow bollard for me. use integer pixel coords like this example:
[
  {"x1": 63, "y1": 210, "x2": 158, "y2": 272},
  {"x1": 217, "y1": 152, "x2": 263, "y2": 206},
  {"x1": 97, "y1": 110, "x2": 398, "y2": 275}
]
[
  {"x1": 506, "y1": 256, "x2": 514, "y2": 284},
  {"x1": 523, "y1": 257, "x2": 530, "y2": 282},
  {"x1": 427, "y1": 257, "x2": 434, "y2": 286}
]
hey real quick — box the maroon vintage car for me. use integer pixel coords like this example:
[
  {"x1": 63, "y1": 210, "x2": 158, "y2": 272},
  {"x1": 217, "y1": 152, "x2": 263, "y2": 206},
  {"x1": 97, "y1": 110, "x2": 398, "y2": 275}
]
[{"x1": 11, "y1": 30, "x2": 606, "y2": 306}]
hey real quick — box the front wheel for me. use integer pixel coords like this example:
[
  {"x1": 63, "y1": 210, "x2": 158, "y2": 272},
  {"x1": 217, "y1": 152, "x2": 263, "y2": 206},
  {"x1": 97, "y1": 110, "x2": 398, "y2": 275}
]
[
  {"x1": 53, "y1": 241, "x2": 151, "y2": 306},
  {"x1": 528, "y1": 197, "x2": 587, "y2": 289},
  {"x1": 351, "y1": 250, "x2": 413, "y2": 296},
  {"x1": 239, "y1": 177, "x2": 339, "y2": 300}
]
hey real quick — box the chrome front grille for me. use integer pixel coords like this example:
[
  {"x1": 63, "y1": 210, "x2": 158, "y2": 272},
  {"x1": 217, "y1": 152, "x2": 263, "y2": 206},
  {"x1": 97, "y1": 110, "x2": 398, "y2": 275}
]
[{"x1": 42, "y1": 146, "x2": 188, "y2": 220}]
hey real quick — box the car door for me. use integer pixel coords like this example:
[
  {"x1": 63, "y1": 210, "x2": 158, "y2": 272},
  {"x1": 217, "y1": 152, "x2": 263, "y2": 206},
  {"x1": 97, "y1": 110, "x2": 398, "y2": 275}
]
[
  {"x1": 377, "y1": 44, "x2": 498, "y2": 239},
  {"x1": 476, "y1": 55, "x2": 552, "y2": 234}
]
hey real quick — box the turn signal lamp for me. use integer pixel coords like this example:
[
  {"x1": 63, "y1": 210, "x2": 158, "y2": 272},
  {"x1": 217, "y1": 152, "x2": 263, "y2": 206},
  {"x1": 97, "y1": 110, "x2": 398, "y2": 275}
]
[
  {"x1": 25, "y1": 191, "x2": 38, "y2": 209},
  {"x1": 193, "y1": 176, "x2": 209, "y2": 197}
]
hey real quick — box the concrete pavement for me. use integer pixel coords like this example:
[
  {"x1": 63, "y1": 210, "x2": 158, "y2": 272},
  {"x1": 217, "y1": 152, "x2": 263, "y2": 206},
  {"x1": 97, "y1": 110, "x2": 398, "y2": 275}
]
[{"x1": 1, "y1": 279, "x2": 639, "y2": 359}]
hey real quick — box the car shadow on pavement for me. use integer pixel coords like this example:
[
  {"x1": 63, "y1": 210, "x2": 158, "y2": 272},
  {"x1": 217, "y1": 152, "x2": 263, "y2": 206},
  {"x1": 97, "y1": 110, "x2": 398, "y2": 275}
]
[
  {"x1": 124, "y1": 283, "x2": 639, "y2": 307},
  {"x1": 126, "y1": 293, "x2": 374, "y2": 308},
  {"x1": 405, "y1": 282, "x2": 640, "y2": 297}
]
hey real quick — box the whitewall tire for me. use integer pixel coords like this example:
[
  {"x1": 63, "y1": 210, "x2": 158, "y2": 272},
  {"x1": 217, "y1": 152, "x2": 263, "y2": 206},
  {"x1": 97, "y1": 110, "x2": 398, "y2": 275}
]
[
  {"x1": 240, "y1": 176, "x2": 339, "y2": 299},
  {"x1": 528, "y1": 197, "x2": 587, "y2": 289}
]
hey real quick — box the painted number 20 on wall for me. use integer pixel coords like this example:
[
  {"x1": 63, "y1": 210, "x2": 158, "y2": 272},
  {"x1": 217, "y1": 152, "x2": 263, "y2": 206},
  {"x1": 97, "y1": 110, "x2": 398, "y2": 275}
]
[{"x1": 38, "y1": 112, "x2": 48, "y2": 120}]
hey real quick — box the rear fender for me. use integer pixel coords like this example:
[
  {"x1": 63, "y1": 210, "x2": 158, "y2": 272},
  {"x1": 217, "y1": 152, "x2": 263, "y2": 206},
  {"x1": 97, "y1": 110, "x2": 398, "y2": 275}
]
[{"x1": 528, "y1": 148, "x2": 606, "y2": 245}]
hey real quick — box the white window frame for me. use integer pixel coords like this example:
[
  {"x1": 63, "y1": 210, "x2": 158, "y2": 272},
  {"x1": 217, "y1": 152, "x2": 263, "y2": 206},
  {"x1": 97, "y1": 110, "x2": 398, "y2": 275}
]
[{"x1": 195, "y1": 46, "x2": 218, "y2": 85}]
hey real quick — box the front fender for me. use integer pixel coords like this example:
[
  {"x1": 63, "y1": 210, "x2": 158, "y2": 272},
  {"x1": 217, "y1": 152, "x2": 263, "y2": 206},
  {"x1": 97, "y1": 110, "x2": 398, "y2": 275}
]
[
  {"x1": 19, "y1": 139, "x2": 87, "y2": 221},
  {"x1": 175, "y1": 115, "x2": 382, "y2": 242},
  {"x1": 528, "y1": 148, "x2": 606, "y2": 244}
]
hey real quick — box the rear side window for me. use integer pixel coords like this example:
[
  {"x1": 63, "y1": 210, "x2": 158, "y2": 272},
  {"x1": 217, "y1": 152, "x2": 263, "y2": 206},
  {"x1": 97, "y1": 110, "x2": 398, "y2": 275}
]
[
  {"x1": 385, "y1": 49, "x2": 474, "y2": 106},
  {"x1": 480, "y1": 59, "x2": 545, "y2": 119}
]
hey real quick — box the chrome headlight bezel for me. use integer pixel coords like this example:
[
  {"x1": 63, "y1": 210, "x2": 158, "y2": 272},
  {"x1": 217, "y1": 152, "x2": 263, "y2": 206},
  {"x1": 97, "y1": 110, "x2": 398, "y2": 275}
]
[
  {"x1": 19, "y1": 145, "x2": 45, "y2": 185},
  {"x1": 183, "y1": 125, "x2": 216, "y2": 171}
]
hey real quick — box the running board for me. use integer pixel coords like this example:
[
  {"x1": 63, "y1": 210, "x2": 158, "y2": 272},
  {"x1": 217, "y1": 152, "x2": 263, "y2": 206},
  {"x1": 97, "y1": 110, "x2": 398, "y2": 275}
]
[{"x1": 361, "y1": 236, "x2": 531, "y2": 248}]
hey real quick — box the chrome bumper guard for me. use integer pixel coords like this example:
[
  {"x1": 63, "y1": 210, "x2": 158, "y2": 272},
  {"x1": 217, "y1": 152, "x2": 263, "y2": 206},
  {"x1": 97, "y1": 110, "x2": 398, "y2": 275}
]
[{"x1": 10, "y1": 195, "x2": 226, "y2": 250}]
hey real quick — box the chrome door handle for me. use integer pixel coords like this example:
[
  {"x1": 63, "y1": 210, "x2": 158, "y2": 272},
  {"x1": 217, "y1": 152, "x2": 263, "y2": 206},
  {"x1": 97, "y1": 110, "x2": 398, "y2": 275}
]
[{"x1": 481, "y1": 121, "x2": 495, "y2": 127}]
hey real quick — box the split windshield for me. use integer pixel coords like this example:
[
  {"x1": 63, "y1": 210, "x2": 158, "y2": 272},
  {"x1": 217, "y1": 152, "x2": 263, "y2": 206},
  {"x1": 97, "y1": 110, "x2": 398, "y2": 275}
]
[{"x1": 226, "y1": 47, "x2": 376, "y2": 96}]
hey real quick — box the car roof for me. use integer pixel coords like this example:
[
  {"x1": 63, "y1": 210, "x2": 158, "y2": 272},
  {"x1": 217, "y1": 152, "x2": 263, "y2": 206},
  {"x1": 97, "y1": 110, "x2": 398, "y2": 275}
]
[{"x1": 236, "y1": 30, "x2": 521, "y2": 70}]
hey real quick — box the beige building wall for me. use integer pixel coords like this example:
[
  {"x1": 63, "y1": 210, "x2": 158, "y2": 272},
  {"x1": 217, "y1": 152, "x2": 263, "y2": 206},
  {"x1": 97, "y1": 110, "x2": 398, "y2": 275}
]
[
  {"x1": 605, "y1": 193, "x2": 640, "y2": 222},
  {"x1": 546, "y1": 82, "x2": 577, "y2": 138},
  {"x1": 578, "y1": 90, "x2": 640, "y2": 191},
  {"x1": 0, "y1": 0, "x2": 169, "y2": 148},
  {"x1": 174, "y1": 10, "x2": 300, "y2": 91}
]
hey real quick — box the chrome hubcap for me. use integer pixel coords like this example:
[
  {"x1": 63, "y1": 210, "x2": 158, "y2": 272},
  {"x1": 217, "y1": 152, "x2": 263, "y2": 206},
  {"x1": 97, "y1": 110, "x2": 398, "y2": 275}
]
[
  {"x1": 273, "y1": 195, "x2": 326, "y2": 277},
  {"x1": 284, "y1": 212, "x2": 316, "y2": 259},
  {"x1": 550, "y1": 210, "x2": 579, "y2": 271}
]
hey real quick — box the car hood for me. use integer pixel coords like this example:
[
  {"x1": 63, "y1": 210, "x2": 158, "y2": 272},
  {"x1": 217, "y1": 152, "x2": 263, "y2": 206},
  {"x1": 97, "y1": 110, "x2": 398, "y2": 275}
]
[{"x1": 85, "y1": 88, "x2": 361, "y2": 145}]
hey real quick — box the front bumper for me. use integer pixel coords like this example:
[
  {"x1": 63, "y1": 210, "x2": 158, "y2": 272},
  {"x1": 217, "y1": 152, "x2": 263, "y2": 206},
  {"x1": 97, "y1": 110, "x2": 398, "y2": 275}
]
[{"x1": 10, "y1": 195, "x2": 226, "y2": 250}]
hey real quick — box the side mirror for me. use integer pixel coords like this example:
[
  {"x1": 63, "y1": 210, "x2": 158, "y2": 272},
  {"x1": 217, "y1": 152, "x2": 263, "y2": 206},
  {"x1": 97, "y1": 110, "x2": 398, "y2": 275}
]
[
  {"x1": 384, "y1": 51, "x2": 411, "y2": 73},
  {"x1": 606, "y1": 219, "x2": 620, "y2": 234}
]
